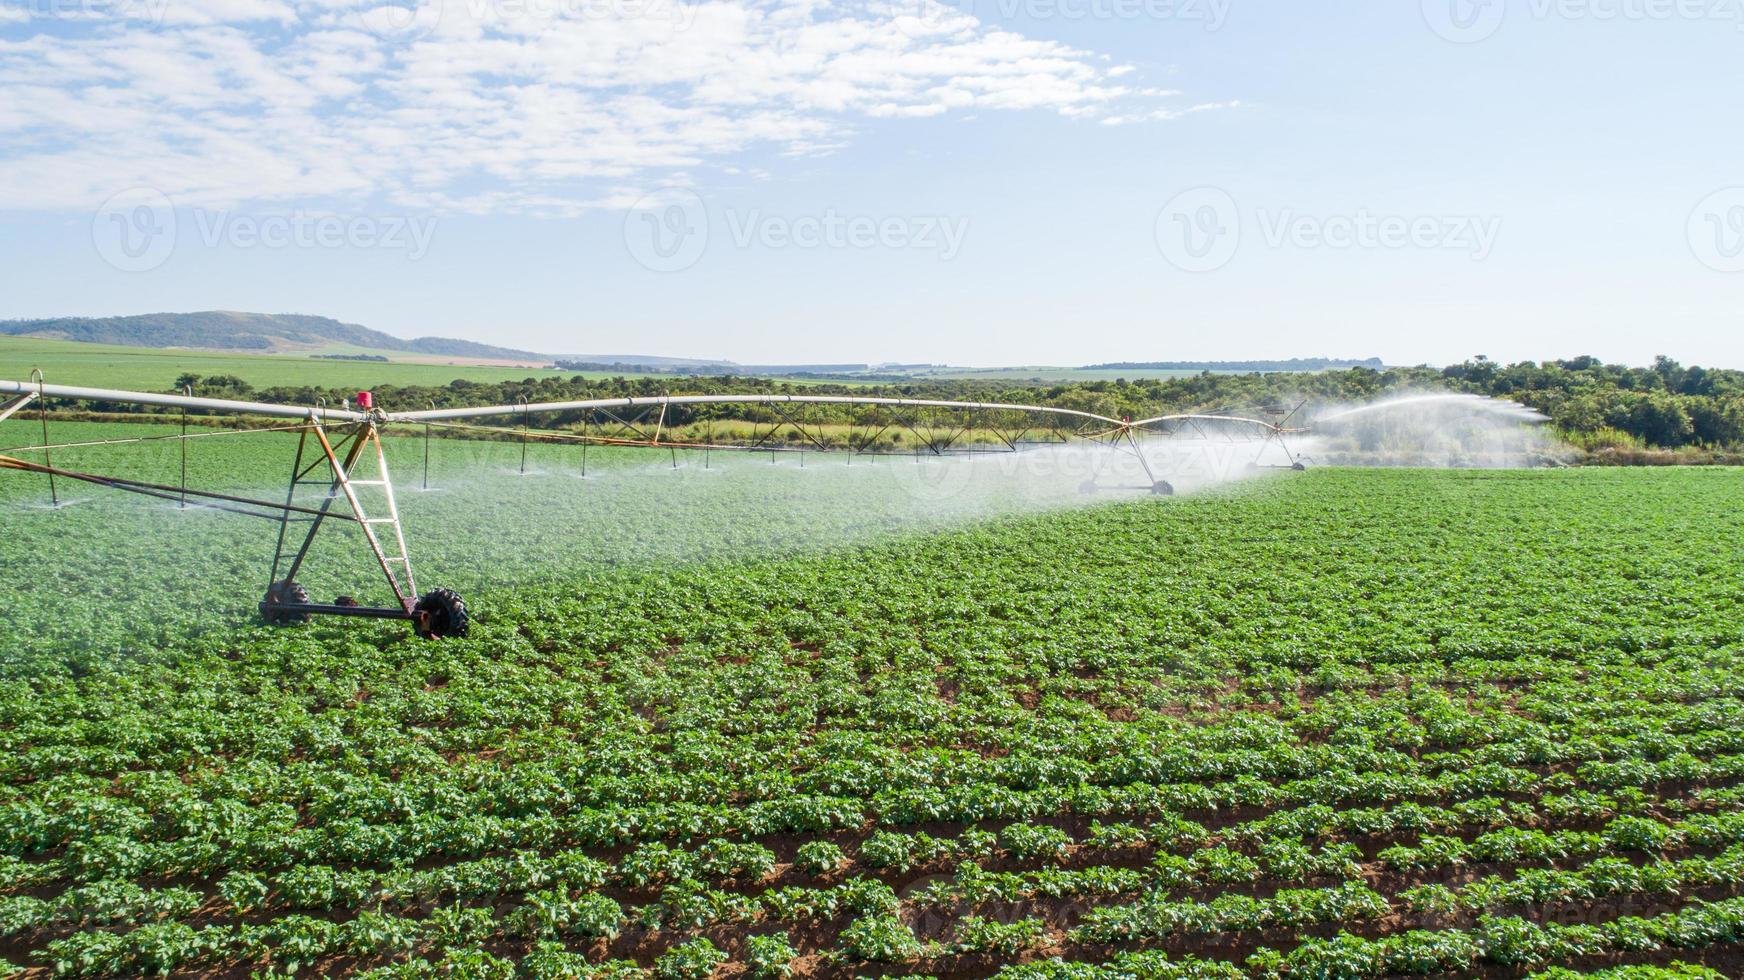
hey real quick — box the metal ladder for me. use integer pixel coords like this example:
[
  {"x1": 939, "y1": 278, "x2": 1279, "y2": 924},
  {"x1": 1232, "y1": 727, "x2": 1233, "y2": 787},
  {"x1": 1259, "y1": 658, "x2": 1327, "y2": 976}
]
[{"x1": 268, "y1": 420, "x2": 418, "y2": 612}]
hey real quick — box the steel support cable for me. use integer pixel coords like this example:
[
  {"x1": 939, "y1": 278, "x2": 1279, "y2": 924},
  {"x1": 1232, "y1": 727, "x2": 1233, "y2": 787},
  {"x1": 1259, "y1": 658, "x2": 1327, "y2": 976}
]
[
  {"x1": 419, "y1": 419, "x2": 601, "y2": 444},
  {"x1": 0, "y1": 422, "x2": 311, "y2": 456},
  {"x1": 423, "y1": 417, "x2": 748, "y2": 452},
  {"x1": 0, "y1": 454, "x2": 365, "y2": 522},
  {"x1": 764, "y1": 401, "x2": 834, "y2": 453},
  {"x1": 596, "y1": 405, "x2": 657, "y2": 443}
]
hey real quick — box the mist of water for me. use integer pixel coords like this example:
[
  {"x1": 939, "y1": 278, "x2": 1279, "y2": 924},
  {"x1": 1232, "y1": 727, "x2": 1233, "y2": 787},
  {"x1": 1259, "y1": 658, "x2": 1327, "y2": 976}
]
[
  {"x1": 0, "y1": 398, "x2": 1558, "y2": 655},
  {"x1": 0, "y1": 433, "x2": 1280, "y2": 655},
  {"x1": 1296, "y1": 392, "x2": 1565, "y2": 468},
  {"x1": 398, "y1": 437, "x2": 1275, "y2": 575}
]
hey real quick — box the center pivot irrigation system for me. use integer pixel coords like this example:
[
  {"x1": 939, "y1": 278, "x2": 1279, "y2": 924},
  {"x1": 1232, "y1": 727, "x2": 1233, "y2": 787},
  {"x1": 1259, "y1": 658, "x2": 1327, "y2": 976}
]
[{"x1": 0, "y1": 377, "x2": 1306, "y2": 639}]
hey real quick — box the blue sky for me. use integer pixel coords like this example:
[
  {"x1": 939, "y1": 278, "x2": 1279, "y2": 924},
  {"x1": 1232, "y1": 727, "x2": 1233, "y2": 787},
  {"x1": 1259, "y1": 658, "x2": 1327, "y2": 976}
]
[{"x1": 1, "y1": 0, "x2": 1741, "y2": 366}]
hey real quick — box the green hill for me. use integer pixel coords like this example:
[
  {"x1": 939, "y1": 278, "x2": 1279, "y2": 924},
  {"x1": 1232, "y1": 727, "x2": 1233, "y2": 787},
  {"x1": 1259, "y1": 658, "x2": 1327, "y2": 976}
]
[{"x1": 0, "y1": 311, "x2": 550, "y2": 364}]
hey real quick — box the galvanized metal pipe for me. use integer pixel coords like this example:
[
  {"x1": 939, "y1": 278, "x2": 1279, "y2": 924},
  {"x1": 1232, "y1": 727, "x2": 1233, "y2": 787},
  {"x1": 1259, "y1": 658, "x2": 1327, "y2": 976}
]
[{"x1": 0, "y1": 379, "x2": 365, "y2": 422}]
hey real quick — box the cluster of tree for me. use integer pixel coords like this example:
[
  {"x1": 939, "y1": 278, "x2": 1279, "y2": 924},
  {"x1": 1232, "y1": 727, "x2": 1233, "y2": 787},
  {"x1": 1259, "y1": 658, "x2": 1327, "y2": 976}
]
[
  {"x1": 1081, "y1": 357, "x2": 1385, "y2": 372},
  {"x1": 555, "y1": 360, "x2": 879, "y2": 377},
  {"x1": 122, "y1": 356, "x2": 1744, "y2": 451},
  {"x1": 1441, "y1": 355, "x2": 1744, "y2": 448},
  {"x1": 156, "y1": 369, "x2": 1435, "y2": 427}
]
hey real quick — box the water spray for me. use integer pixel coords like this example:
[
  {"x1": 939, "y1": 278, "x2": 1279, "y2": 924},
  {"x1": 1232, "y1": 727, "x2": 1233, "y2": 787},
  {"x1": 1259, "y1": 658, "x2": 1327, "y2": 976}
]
[{"x1": 0, "y1": 378, "x2": 1548, "y2": 639}]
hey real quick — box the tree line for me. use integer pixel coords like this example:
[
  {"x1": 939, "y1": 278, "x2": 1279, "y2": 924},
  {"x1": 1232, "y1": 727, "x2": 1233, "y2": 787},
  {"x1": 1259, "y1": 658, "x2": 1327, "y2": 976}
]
[{"x1": 145, "y1": 355, "x2": 1744, "y2": 451}]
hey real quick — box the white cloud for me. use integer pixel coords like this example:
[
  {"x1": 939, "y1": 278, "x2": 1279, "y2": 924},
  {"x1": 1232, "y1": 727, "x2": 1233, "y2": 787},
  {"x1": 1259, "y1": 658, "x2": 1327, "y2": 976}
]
[{"x1": 0, "y1": 0, "x2": 1203, "y2": 213}]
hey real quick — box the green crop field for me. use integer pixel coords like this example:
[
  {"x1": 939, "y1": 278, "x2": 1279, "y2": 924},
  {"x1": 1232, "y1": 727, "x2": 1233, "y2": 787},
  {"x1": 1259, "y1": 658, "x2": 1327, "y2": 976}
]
[
  {"x1": 0, "y1": 339, "x2": 860, "y2": 394},
  {"x1": 1, "y1": 420, "x2": 1742, "y2": 979},
  {"x1": 0, "y1": 338, "x2": 590, "y2": 392}
]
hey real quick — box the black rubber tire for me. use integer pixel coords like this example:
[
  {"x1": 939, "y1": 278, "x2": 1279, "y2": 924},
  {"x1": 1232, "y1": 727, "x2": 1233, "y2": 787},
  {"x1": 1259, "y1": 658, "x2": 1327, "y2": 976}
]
[
  {"x1": 1291, "y1": 462, "x2": 1307, "y2": 471},
  {"x1": 262, "y1": 581, "x2": 311, "y2": 625},
  {"x1": 1078, "y1": 480, "x2": 1098, "y2": 495},
  {"x1": 414, "y1": 588, "x2": 469, "y2": 639},
  {"x1": 1151, "y1": 480, "x2": 1175, "y2": 496}
]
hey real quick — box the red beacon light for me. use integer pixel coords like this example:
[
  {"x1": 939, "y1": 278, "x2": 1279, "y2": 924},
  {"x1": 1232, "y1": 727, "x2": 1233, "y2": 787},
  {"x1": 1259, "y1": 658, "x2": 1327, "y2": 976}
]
[{"x1": 356, "y1": 391, "x2": 374, "y2": 410}]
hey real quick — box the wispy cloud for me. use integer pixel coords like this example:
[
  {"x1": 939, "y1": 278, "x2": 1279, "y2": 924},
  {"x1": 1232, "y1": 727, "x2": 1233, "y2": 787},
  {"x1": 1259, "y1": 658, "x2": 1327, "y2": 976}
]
[{"x1": 0, "y1": 0, "x2": 1216, "y2": 213}]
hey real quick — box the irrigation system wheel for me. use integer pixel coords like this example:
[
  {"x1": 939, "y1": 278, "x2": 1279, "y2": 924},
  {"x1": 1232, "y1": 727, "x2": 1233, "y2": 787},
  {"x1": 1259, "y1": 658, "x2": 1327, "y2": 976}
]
[
  {"x1": 1151, "y1": 480, "x2": 1175, "y2": 496},
  {"x1": 413, "y1": 588, "x2": 470, "y2": 639},
  {"x1": 1078, "y1": 479, "x2": 1098, "y2": 495},
  {"x1": 261, "y1": 581, "x2": 311, "y2": 625}
]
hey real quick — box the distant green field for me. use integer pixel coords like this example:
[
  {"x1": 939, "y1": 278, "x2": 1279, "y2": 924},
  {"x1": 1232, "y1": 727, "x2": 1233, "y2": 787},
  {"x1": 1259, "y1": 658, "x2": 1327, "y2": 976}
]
[
  {"x1": 0, "y1": 337, "x2": 590, "y2": 391},
  {"x1": 0, "y1": 338, "x2": 866, "y2": 392}
]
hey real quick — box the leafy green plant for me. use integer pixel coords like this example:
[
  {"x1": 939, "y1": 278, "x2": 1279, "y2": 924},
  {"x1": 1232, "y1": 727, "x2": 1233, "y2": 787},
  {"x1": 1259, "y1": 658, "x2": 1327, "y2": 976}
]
[
  {"x1": 952, "y1": 916, "x2": 1047, "y2": 956},
  {"x1": 998, "y1": 824, "x2": 1071, "y2": 864},
  {"x1": 792, "y1": 840, "x2": 845, "y2": 876},
  {"x1": 839, "y1": 915, "x2": 922, "y2": 963},
  {"x1": 654, "y1": 937, "x2": 726, "y2": 980},
  {"x1": 745, "y1": 933, "x2": 798, "y2": 979}
]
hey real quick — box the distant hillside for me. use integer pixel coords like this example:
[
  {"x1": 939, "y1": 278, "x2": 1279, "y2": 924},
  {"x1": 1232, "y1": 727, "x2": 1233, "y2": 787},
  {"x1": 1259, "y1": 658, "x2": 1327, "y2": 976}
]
[
  {"x1": 556, "y1": 358, "x2": 873, "y2": 376},
  {"x1": 560, "y1": 354, "x2": 727, "y2": 369},
  {"x1": 0, "y1": 312, "x2": 550, "y2": 364},
  {"x1": 1082, "y1": 357, "x2": 1385, "y2": 372}
]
